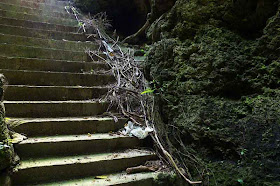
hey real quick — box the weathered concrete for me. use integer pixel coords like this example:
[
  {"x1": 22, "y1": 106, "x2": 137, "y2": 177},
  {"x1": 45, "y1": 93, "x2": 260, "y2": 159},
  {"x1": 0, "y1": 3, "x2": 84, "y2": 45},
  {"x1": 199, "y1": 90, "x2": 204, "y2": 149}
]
[
  {"x1": 0, "y1": 56, "x2": 107, "y2": 72},
  {"x1": 0, "y1": 43, "x2": 91, "y2": 61},
  {"x1": 16, "y1": 134, "x2": 142, "y2": 158},
  {"x1": 0, "y1": 16, "x2": 79, "y2": 32},
  {"x1": 0, "y1": 69, "x2": 114, "y2": 86},
  {"x1": 12, "y1": 150, "x2": 156, "y2": 185},
  {"x1": 9, "y1": 0, "x2": 69, "y2": 6},
  {"x1": 0, "y1": 0, "x2": 68, "y2": 11},
  {"x1": 0, "y1": 9, "x2": 77, "y2": 26},
  {"x1": 5, "y1": 85, "x2": 109, "y2": 101},
  {"x1": 9, "y1": 117, "x2": 126, "y2": 136},
  {"x1": 40, "y1": 172, "x2": 160, "y2": 186},
  {"x1": 0, "y1": 24, "x2": 95, "y2": 41},
  {"x1": 0, "y1": 34, "x2": 98, "y2": 51},
  {"x1": 0, "y1": 2, "x2": 73, "y2": 19},
  {"x1": 4, "y1": 100, "x2": 110, "y2": 117}
]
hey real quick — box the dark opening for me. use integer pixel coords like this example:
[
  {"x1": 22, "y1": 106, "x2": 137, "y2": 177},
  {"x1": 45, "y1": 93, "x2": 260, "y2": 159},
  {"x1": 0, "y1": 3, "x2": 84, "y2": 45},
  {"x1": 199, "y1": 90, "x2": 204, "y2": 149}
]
[{"x1": 76, "y1": 0, "x2": 151, "y2": 36}]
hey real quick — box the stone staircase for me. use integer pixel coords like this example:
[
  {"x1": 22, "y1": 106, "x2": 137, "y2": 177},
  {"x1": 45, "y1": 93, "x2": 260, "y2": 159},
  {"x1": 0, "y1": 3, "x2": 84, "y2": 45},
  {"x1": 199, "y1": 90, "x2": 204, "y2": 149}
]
[{"x1": 0, "y1": 0, "x2": 160, "y2": 185}]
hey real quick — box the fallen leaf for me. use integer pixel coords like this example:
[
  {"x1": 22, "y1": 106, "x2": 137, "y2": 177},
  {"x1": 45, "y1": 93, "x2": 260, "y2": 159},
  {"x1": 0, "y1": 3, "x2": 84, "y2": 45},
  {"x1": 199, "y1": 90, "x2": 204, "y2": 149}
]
[{"x1": 95, "y1": 175, "x2": 108, "y2": 179}]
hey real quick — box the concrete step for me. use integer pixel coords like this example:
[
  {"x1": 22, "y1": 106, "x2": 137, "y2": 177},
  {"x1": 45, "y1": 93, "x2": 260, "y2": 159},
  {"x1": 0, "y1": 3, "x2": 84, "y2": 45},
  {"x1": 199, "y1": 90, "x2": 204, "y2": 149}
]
[
  {"x1": 0, "y1": 44, "x2": 92, "y2": 61},
  {"x1": 37, "y1": 172, "x2": 160, "y2": 186},
  {"x1": 0, "y1": 24, "x2": 95, "y2": 41},
  {"x1": 0, "y1": 34, "x2": 98, "y2": 51},
  {"x1": 0, "y1": 2, "x2": 73, "y2": 19},
  {"x1": 0, "y1": 9, "x2": 78, "y2": 26},
  {"x1": 4, "y1": 100, "x2": 110, "y2": 118},
  {"x1": 18, "y1": 0, "x2": 70, "y2": 6},
  {"x1": 5, "y1": 85, "x2": 109, "y2": 101},
  {"x1": 0, "y1": 56, "x2": 108, "y2": 73},
  {"x1": 0, "y1": 0, "x2": 68, "y2": 11},
  {"x1": 15, "y1": 134, "x2": 142, "y2": 158},
  {"x1": 9, "y1": 117, "x2": 126, "y2": 137},
  {"x1": 12, "y1": 149, "x2": 156, "y2": 185},
  {"x1": 0, "y1": 16, "x2": 79, "y2": 32},
  {"x1": 0, "y1": 69, "x2": 114, "y2": 86}
]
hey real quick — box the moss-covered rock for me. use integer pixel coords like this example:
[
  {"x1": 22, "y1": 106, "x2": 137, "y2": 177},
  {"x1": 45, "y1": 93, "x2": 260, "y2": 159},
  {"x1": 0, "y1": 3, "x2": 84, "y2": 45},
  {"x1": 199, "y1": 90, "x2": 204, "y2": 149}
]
[
  {"x1": 0, "y1": 74, "x2": 13, "y2": 172},
  {"x1": 145, "y1": 0, "x2": 280, "y2": 185}
]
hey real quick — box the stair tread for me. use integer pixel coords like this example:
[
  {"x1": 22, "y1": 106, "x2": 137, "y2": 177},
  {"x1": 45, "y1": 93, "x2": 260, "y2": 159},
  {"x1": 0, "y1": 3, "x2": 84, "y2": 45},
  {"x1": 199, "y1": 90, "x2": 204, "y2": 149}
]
[
  {"x1": 0, "y1": 16, "x2": 79, "y2": 32},
  {"x1": 4, "y1": 100, "x2": 107, "y2": 103},
  {"x1": 7, "y1": 116, "x2": 121, "y2": 123},
  {"x1": 0, "y1": 24, "x2": 96, "y2": 41},
  {"x1": 0, "y1": 2, "x2": 72, "y2": 17},
  {"x1": 19, "y1": 133, "x2": 134, "y2": 144},
  {"x1": 3, "y1": 0, "x2": 69, "y2": 6},
  {"x1": 0, "y1": 44, "x2": 88, "y2": 61},
  {"x1": 0, "y1": 9, "x2": 78, "y2": 26},
  {"x1": 8, "y1": 116, "x2": 126, "y2": 137},
  {"x1": 0, "y1": 55, "x2": 103, "y2": 64},
  {"x1": 0, "y1": 0, "x2": 68, "y2": 9},
  {"x1": 17, "y1": 149, "x2": 155, "y2": 169},
  {"x1": 0, "y1": 33, "x2": 98, "y2": 51},
  {"x1": 38, "y1": 172, "x2": 159, "y2": 186},
  {"x1": 0, "y1": 43, "x2": 103, "y2": 61},
  {"x1": 0, "y1": 69, "x2": 108, "y2": 75},
  {"x1": 6, "y1": 85, "x2": 110, "y2": 88}
]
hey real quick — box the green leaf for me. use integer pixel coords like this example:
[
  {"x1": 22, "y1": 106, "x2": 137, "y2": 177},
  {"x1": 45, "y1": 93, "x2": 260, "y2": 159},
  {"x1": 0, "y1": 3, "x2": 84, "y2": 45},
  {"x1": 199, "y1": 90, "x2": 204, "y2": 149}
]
[
  {"x1": 237, "y1": 179, "x2": 244, "y2": 184},
  {"x1": 141, "y1": 89, "x2": 154, "y2": 95}
]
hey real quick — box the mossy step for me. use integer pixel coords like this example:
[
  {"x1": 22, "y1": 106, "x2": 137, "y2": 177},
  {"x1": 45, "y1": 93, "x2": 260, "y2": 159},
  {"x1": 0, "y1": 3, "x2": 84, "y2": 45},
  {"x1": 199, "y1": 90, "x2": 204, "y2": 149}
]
[
  {"x1": 0, "y1": 2, "x2": 73, "y2": 19},
  {"x1": 0, "y1": 33, "x2": 98, "y2": 51},
  {"x1": 0, "y1": 56, "x2": 108, "y2": 73},
  {"x1": 4, "y1": 100, "x2": 110, "y2": 118},
  {"x1": 0, "y1": 24, "x2": 95, "y2": 41},
  {"x1": 0, "y1": 43, "x2": 102, "y2": 61},
  {"x1": 12, "y1": 149, "x2": 156, "y2": 185},
  {"x1": 38, "y1": 172, "x2": 160, "y2": 186},
  {"x1": 5, "y1": 85, "x2": 109, "y2": 101},
  {"x1": 0, "y1": 69, "x2": 115, "y2": 86},
  {"x1": 9, "y1": 117, "x2": 126, "y2": 137},
  {"x1": 0, "y1": 0, "x2": 67, "y2": 11},
  {"x1": 0, "y1": 16, "x2": 79, "y2": 32},
  {"x1": 0, "y1": 9, "x2": 78, "y2": 26},
  {"x1": 15, "y1": 134, "x2": 142, "y2": 158}
]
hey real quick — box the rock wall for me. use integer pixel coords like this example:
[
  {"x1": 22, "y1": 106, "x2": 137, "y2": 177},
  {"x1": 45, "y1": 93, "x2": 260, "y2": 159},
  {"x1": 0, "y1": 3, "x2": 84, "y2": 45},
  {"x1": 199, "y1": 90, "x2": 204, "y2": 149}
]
[
  {"x1": 0, "y1": 74, "x2": 13, "y2": 172},
  {"x1": 145, "y1": 0, "x2": 280, "y2": 185}
]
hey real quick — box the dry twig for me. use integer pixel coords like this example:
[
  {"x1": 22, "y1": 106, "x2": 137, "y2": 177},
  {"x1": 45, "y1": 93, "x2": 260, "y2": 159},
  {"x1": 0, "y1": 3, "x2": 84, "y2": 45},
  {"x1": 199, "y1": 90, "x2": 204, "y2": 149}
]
[{"x1": 65, "y1": 6, "x2": 202, "y2": 185}]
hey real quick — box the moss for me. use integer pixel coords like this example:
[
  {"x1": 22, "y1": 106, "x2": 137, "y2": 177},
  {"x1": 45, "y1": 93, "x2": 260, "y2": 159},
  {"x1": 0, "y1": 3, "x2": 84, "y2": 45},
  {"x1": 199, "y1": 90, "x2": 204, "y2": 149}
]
[
  {"x1": 145, "y1": 0, "x2": 280, "y2": 185},
  {"x1": 154, "y1": 172, "x2": 178, "y2": 186},
  {"x1": 0, "y1": 75, "x2": 13, "y2": 172}
]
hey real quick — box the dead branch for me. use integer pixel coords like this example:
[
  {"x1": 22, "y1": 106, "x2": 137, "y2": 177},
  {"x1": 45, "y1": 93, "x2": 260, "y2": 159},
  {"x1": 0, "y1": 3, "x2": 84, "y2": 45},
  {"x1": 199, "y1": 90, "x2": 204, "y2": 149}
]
[{"x1": 65, "y1": 6, "x2": 202, "y2": 185}]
